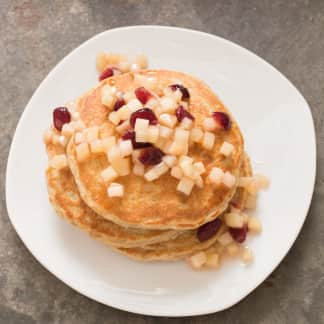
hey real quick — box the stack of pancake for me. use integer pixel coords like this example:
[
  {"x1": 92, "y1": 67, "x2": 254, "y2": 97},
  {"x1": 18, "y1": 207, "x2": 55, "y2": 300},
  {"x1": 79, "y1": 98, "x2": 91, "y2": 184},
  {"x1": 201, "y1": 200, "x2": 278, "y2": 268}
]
[{"x1": 45, "y1": 69, "x2": 254, "y2": 262}]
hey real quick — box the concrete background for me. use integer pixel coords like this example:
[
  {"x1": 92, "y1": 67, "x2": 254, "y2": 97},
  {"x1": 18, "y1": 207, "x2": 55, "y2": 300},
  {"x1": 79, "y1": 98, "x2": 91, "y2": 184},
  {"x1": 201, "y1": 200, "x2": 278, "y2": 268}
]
[{"x1": 1, "y1": 0, "x2": 323, "y2": 323}]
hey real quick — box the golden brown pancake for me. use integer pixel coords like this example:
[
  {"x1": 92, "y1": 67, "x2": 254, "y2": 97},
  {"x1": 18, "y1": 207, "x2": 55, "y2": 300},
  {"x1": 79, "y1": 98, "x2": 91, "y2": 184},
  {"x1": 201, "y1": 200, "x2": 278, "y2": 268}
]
[{"x1": 67, "y1": 70, "x2": 244, "y2": 230}]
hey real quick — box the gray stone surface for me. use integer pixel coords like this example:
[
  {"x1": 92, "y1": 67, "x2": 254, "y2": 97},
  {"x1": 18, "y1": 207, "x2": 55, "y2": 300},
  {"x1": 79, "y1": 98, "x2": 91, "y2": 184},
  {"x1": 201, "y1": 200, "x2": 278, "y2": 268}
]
[{"x1": 0, "y1": 0, "x2": 323, "y2": 323}]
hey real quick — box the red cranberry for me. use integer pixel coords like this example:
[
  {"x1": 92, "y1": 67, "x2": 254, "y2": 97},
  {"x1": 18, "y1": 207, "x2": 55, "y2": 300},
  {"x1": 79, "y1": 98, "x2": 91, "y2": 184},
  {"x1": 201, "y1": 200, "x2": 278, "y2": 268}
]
[
  {"x1": 135, "y1": 87, "x2": 151, "y2": 104},
  {"x1": 229, "y1": 225, "x2": 248, "y2": 243},
  {"x1": 139, "y1": 147, "x2": 164, "y2": 165},
  {"x1": 53, "y1": 107, "x2": 71, "y2": 131},
  {"x1": 113, "y1": 98, "x2": 125, "y2": 111},
  {"x1": 169, "y1": 84, "x2": 190, "y2": 101},
  {"x1": 212, "y1": 112, "x2": 231, "y2": 130},
  {"x1": 130, "y1": 108, "x2": 158, "y2": 128},
  {"x1": 175, "y1": 105, "x2": 195, "y2": 122},
  {"x1": 197, "y1": 218, "x2": 222, "y2": 242},
  {"x1": 121, "y1": 130, "x2": 152, "y2": 149},
  {"x1": 99, "y1": 67, "x2": 121, "y2": 81}
]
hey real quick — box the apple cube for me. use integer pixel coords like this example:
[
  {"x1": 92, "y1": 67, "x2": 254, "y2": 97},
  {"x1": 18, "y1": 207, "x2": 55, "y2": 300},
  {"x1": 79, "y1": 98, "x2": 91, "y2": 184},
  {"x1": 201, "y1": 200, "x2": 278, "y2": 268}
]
[
  {"x1": 220, "y1": 141, "x2": 234, "y2": 157},
  {"x1": 226, "y1": 242, "x2": 240, "y2": 256},
  {"x1": 147, "y1": 125, "x2": 160, "y2": 143},
  {"x1": 172, "y1": 89, "x2": 183, "y2": 102},
  {"x1": 83, "y1": 126, "x2": 99, "y2": 143},
  {"x1": 222, "y1": 171, "x2": 236, "y2": 188},
  {"x1": 101, "y1": 86, "x2": 116, "y2": 108},
  {"x1": 160, "y1": 96, "x2": 176, "y2": 113},
  {"x1": 162, "y1": 155, "x2": 177, "y2": 168},
  {"x1": 116, "y1": 106, "x2": 132, "y2": 120},
  {"x1": 202, "y1": 131, "x2": 215, "y2": 150},
  {"x1": 170, "y1": 166, "x2": 183, "y2": 179},
  {"x1": 134, "y1": 118, "x2": 149, "y2": 132},
  {"x1": 177, "y1": 177, "x2": 194, "y2": 195},
  {"x1": 159, "y1": 125, "x2": 173, "y2": 139},
  {"x1": 119, "y1": 139, "x2": 133, "y2": 157},
  {"x1": 217, "y1": 232, "x2": 234, "y2": 246},
  {"x1": 101, "y1": 166, "x2": 118, "y2": 183},
  {"x1": 107, "y1": 183, "x2": 124, "y2": 197},
  {"x1": 248, "y1": 216, "x2": 262, "y2": 233},
  {"x1": 208, "y1": 167, "x2": 224, "y2": 185},
  {"x1": 124, "y1": 90, "x2": 136, "y2": 103},
  {"x1": 224, "y1": 212, "x2": 244, "y2": 228},
  {"x1": 154, "y1": 138, "x2": 166, "y2": 150},
  {"x1": 74, "y1": 132, "x2": 85, "y2": 145},
  {"x1": 133, "y1": 163, "x2": 145, "y2": 176},
  {"x1": 61, "y1": 123, "x2": 74, "y2": 137},
  {"x1": 115, "y1": 120, "x2": 131, "y2": 134},
  {"x1": 203, "y1": 117, "x2": 217, "y2": 131},
  {"x1": 190, "y1": 127, "x2": 204, "y2": 143},
  {"x1": 187, "y1": 251, "x2": 207, "y2": 269},
  {"x1": 180, "y1": 117, "x2": 193, "y2": 130},
  {"x1": 159, "y1": 113, "x2": 177, "y2": 128},
  {"x1": 145, "y1": 97, "x2": 159, "y2": 110},
  {"x1": 108, "y1": 111, "x2": 121, "y2": 125},
  {"x1": 50, "y1": 154, "x2": 68, "y2": 170},
  {"x1": 179, "y1": 155, "x2": 193, "y2": 164},
  {"x1": 144, "y1": 162, "x2": 169, "y2": 181},
  {"x1": 90, "y1": 139, "x2": 106, "y2": 153},
  {"x1": 193, "y1": 162, "x2": 206, "y2": 175},
  {"x1": 195, "y1": 175, "x2": 204, "y2": 188},
  {"x1": 107, "y1": 145, "x2": 121, "y2": 164},
  {"x1": 76, "y1": 143, "x2": 90, "y2": 162},
  {"x1": 205, "y1": 253, "x2": 220, "y2": 269},
  {"x1": 127, "y1": 98, "x2": 143, "y2": 112},
  {"x1": 241, "y1": 247, "x2": 253, "y2": 264},
  {"x1": 254, "y1": 174, "x2": 270, "y2": 190}
]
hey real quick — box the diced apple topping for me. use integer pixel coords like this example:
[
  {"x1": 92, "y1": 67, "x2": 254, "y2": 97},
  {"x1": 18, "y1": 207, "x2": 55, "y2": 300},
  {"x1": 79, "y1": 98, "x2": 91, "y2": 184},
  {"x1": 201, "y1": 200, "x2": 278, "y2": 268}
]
[
  {"x1": 49, "y1": 154, "x2": 68, "y2": 170},
  {"x1": 116, "y1": 106, "x2": 132, "y2": 120},
  {"x1": 101, "y1": 85, "x2": 116, "y2": 108},
  {"x1": 90, "y1": 139, "x2": 106, "y2": 153},
  {"x1": 222, "y1": 171, "x2": 236, "y2": 188},
  {"x1": 193, "y1": 162, "x2": 206, "y2": 175},
  {"x1": 147, "y1": 125, "x2": 160, "y2": 143},
  {"x1": 159, "y1": 125, "x2": 173, "y2": 139},
  {"x1": 127, "y1": 98, "x2": 143, "y2": 112},
  {"x1": 224, "y1": 212, "x2": 244, "y2": 228},
  {"x1": 217, "y1": 232, "x2": 234, "y2": 246},
  {"x1": 169, "y1": 128, "x2": 189, "y2": 156},
  {"x1": 115, "y1": 120, "x2": 131, "y2": 135},
  {"x1": 219, "y1": 141, "x2": 234, "y2": 157},
  {"x1": 61, "y1": 123, "x2": 74, "y2": 137},
  {"x1": 180, "y1": 117, "x2": 193, "y2": 130},
  {"x1": 187, "y1": 251, "x2": 207, "y2": 269},
  {"x1": 162, "y1": 155, "x2": 177, "y2": 168},
  {"x1": 135, "y1": 118, "x2": 150, "y2": 142},
  {"x1": 241, "y1": 247, "x2": 253, "y2": 264},
  {"x1": 205, "y1": 253, "x2": 220, "y2": 269},
  {"x1": 159, "y1": 113, "x2": 177, "y2": 128},
  {"x1": 124, "y1": 90, "x2": 136, "y2": 103},
  {"x1": 70, "y1": 120, "x2": 85, "y2": 132},
  {"x1": 101, "y1": 166, "x2": 118, "y2": 183},
  {"x1": 144, "y1": 162, "x2": 169, "y2": 181},
  {"x1": 76, "y1": 143, "x2": 90, "y2": 162},
  {"x1": 83, "y1": 126, "x2": 99, "y2": 143},
  {"x1": 133, "y1": 163, "x2": 145, "y2": 176},
  {"x1": 190, "y1": 127, "x2": 204, "y2": 143},
  {"x1": 119, "y1": 139, "x2": 133, "y2": 157},
  {"x1": 248, "y1": 216, "x2": 262, "y2": 233},
  {"x1": 43, "y1": 129, "x2": 53, "y2": 144},
  {"x1": 177, "y1": 177, "x2": 194, "y2": 195},
  {"x1": 226, "y1": 242, "x2": 240, "y2": 256},
  {"x1": 107, "y1": 145, "x2": 130, "y2": 176},
  {"x1": 75, "y1": 132, "x2": 85, "y2": 145},
  {"x1": 208, "y1": 167, "x2": 224, "y2": 185},
  {"x1": 170, "y1": 166, "x2": 183, "y2": 179},
  {"x1": 202, "y1": 131, "x2": 215, "y2": 150},
  {"x1": 195, "y1": 175, "x2": 204, "y2": 188},
  {"x1": 107, "y1": 182, "x2": 124, "y2": 197},
  {"x1": 203, "y1": 117, "x2": 217, "y2": 131},
  {"x1": 160, "y1": 96, "x2": 177, "y2": 113},
  {"x1": 108, "y1": 111, "x2": 121, "y2": 125}
]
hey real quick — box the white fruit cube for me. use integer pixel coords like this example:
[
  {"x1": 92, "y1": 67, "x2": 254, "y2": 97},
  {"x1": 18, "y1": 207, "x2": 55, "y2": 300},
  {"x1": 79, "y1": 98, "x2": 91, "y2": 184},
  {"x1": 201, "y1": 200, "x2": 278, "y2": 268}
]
[
  {"x1": 107, "y1": 183, "x2": 124, "y2": 197},
  {"x1": 169, "y1": 141, "x2": 187, "y2": 156},
  {"x1": 101, "y1": 166, "x2": 118, "y2": 183},
  {"x1": 202, "y1": 131, "x2": 215, "y2": 150},
  {"x1": 208, "y1": 167, "x2": 224, "y2": 185},
  {"x1": 101, "y1": 88, "x2": 115, "y2": 107},
  {"x1": 224, "y1": 212, "x2": 244, "y2": 228},
  {"x1": 107, "y1": 145, "x2": 121, "y2": 164},
  {"x1": 177, "y1": 177, "x2": 194, "y2": 195},
  {"x1": 162, "y1": 155, "x2": 177, "y2": 168},
  {"x1": 187, "y1": 251, "x2": 207, "y2": 269},
  {"x1": 223, "y1": 171, "x2": 236, "y2": 188},
  {"x1": 136, "y1": 129, "x2": 149, "y2": 143},
  {"x1": 147, "y1": 125, "x2": 159, "y2": 143},
  {"x1": 133, "y1": 163, "x2": 145, "y2": 176},
  {"x1": 43, "y1": 129, "x2": 53, "y2": 144},
  {"x1": 205, "y1": 253, "x2": 220, "y2": 269},
  {"x1": 162, "y1": 140, "x2": 173, "y2": 154},
  {"x1": 248, "y1": 216, "x2": 262, "y2": 233},
  {"x1": 61, "y1": 123, "x2": 74, "y2": 137},
  {"x1": 226, "y1": 242, "x2": 240, "y2": 256},
  {"x1": 71, "y1": 120, "x2": 85, "y2": 132},
  {"x1": 175, "y1": 128, "x2": 189, "y2": 144},
  {"x1": 160, "y1": 96, "x2": 176, "y2": 113},
  {"x1": 134, "y1": 118, "x2": 149, "y2": 132},
  {"x1": 193, "y1": 162, "x2": 206, "y2": 175},
  {"x1": 203, "y1": 117, "x2": 217, "y2": 131},
  {"x1": 254, "y1": 174, "x2": 270, "y2": 190},
  {"x1": 179, "y1": 155, "x2": 193, "y2": 164},
  {"x1": 172, "y1": 89, "x2": 182, "y2": 102},
  {"x1": 132, "y1": 150, "x2": 141, "y2": 163},
  {"x1": 190, "y1": 127, "x2": 204, "y2": 143},
  {"x1": 144, "y1": 162, "x2": 169, "y2": 181},
  {"x1": 154, "y1": 137, "x2": 166, "y2": 150},
  {"x1": 145, "y1": 98, "x2": 159, "y2": 110},
  {"x1": 76, "y1": 143, "x2": 90, "y2": 162},
  {"x1": 159, "y1": 113, "x2": 177, "y2": 128},
  {"x1": 241, "y1": 247, "x2": 253, "y2": 264},
  {"x1": 116, "y1": 106, "x2": 132, "y2": 120},
  {"x1": 108, "y1": 111, "x2": 121, "y2": 125},
  {"x1": 159, "y1": 125, "x2": 173, "y2": 139},
  {"x1": 50, "y1": 155, "x2": 68, "y2": 170},
  {"x1": 119, "y1": 140, "x2": 133, "y2": 157},
  {"x1": 127, "y1": 98, "x2": 143, "y2": 112},
  {"x1": 180, "y1": 117, "x2": 193, "y2": 130},
  {"x1": 90, "y1": 139, "x2": 105, "y2": 153},
  {"x1": 170, "y1": 166, "x2": 183, "y2": 179},
  {"x1": 220, "y1": 141, "x2": 234, "y2": 157},
  {"x1": 195, "y1": 175, "x2": 204, "y2": 188},
  {"x1": 124, "y1": 91, "x2": 135, "y2": 102},
  {"x1": 83, "y1": 126, "x2": 99, "y2": 142},
  {"x1": 179, "y1": 161, "x2": 195, "y2": 178},
  {"x1": 115, "y1": 120, "x2": 130, "y2": 134},
  {"x1": 217, "y1": 232, "x2": 234, "y2": 246},
  {"x1": 74, "y1": 132, "x2": 85, "y2": 144},
  {"x1": 59, "y1": 136, "x2": 68, "y2": 147}
]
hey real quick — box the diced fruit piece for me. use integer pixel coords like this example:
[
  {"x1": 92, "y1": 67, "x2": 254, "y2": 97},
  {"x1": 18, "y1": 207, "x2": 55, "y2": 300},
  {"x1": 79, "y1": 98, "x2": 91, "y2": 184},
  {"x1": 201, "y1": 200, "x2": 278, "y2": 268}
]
[
  {"x1": 134, "y1": 118, "x2": 149, "y2": 132},
  {"x1": 119, "y1": 139, "x2": 133, "y2": 157},
  {"x1": 248, "y1": 216, "x2": 262, "y2": 233},
  {"x1": 222, "y1": 171, "x2": 236, "y2": 188},
  {"x1": 135, "y1": 87, "x2": 151, "y2": 104},
  {"x1": 175, "y1": 128, "x2": 190, "y2": 144},
  {"x1": 127, "y1": 98, "x2": 143, "y2": 112},
  {"x1": 241, "y1": 247, "x2": 253, "y2": 264},
  {"x1": 159, "y1": 125, "x2": 173, "y2": 139},
  {"x1": 170, "y1": 166, "x2": 183, "y2": 179},
  {"x1": 113, "y1": 98, "x2": 126, "y2": 111},
  {"x1": 113, "y1": 157, "x2": 131, "y2": 176},
  {"x1": 169, "y1": 84, "x2": 190, "y2": 101},
  {"x1": 139, "y1": 147, "x2": 164, "y2": 165},
  {"x1": 245, "y1": 194, "x2": 257, "y2": 209},
  {"x1": 43, "y1": 129, "x2": 53, "y2": 144},
  {"x1": 145, "y1": 97, "x2": 159, "y2": 110},
  {"x1": 162, "y1": 155, "x2": 177, "y2": 167},
  {"x1": 99, "y1": 67, "x2": 113, "y2": 81},
  {"x1": 197, "y1": 218, "x2": 222, "y2": 242},
  {"x1": 162, "y1": 140, "x2": 173, "y2": 154},
  {"x1": 130, "y1": 108, "x2": 157, "y2": 128},
  {"x1": 179, "y1": 155, "x2": 193, "y2": 164},
  {"x1": 101, "y1": 86, "x2": 116, "y2": 107},
  {"x1": 121, "y1": 130, "x2": 151, "y2": 149},
  {"x1": 224, "y1": 212, "x2": 244, "y2": 228},
  {"x1": 76, "y1": 143, "x2": 90, "y2": 162},
  {"x1": 144, "y1": 162, "x2": 169, "y2": 181},
  {"x1": 133, "y1": 163, "x2": 145, "y2": 176},
  {"x1": 187, "y1": 251, "x2": 207, "y2": 269},
  {"x1": 75, "y1": 132, "x2": 85, "y2": 144},
  {"x1": 220, "y1": 141, "x2": 234, "y2": 157},
  {"x1": 190, "y1": 127, "x2": 204, "y2": 143},
  {"x1": 70, "y1": 120, "x2": 85, "y2": 132},
  {"x1": 84, "y1": 126, "x2": 99, "y2": 142},
  {"x1": 177, "y1": 177, "x2": 194, "y2": 195},
  {"x1": 147, "y1": 125, "x2": 159, "y2": 143},
  {"x1": 49, "y1": 155, "x2": 68, "y2": 170},
  {"x1": 175, "y1": 105, "x2": 194, "y2": 122},
  {"x1": 107, "y1": 183, "x2": 124, "y2": 197},
  {"x1": 212, "y1": 112, "x2": 231, "y2": 130},
  {"x1": 58, "y1": 135, "x2": 68, "y2": 147},
  {"x1": 101, "y1": 166, "x2": 118, "y2": 183},
  {"x1": 226, "y1": 242, "x2": 240, "y2": 256},
  {"x1": 154, "y1": 137, "x2": 166, "y2": 150},
  {"x1": 229, "y1": 225, "x2": 248, "y2": 243},
  {"x1": 203, "y1": 117, "x2": 217, "y2": 131},
  {"x1": 205, "y1": 253, "x2": 220, "y2": 269},
  {"x1": 195, "y1": 175, "x2": 204, "y2": 188},
  {"x1": 160, "y1": 96, "x2": 177, "y2": 113},
  {"x1": 135, "y1": 74, "x2": 158, "y2": 90},
  {"x1": 193, "y1": 162, "x2": 205, "y2": 175},
  {"x1": 159, "y1": 113, "x2": 177, "y2": 128},
  {"x1": 90, "y1": 139, "x2": 106, "y2": 153},
  {"x1": 217, "y1": 232, "x2": 234, "y2": 246},
  {"x1": 108, "y1": 111, "x2": 121, "y2": 125},
  {"x1": 116, "y1": 120, "x2": 131, "y2": 135},
  {"x1": 116, "y1": 106, "x2": 132, "y2": 120},
  {"x1": 254, "y1": 174, "x2": 270, "y2": 190},
  {"x1": 171, "y1": 89, "x2": 183, "y2": 102},
  {"x1": 202, "y1": 131, "x2": 215, "y2": 150},
  {"x1": 61, "y1": 123, "x2": 74, "y2": 137},
  {"x1": 132, "y1": 150, "x2": 141, "y2": 163},
  {"x1": 208, "y1": 167, "x2": 224, "y2": 185},
  {"x1": 53, "y1": 107, "x2": 71, "y2": 131},
  {"x1": 180, "y1": 117, "x2": 193, "y2": 130}
]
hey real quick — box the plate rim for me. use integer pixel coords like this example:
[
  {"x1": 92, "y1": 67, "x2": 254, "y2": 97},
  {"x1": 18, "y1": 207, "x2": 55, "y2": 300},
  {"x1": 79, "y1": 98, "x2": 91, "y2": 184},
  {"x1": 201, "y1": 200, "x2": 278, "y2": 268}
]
[{"x1": 5, "y1": 25, "x2": 317, "y2": 317}]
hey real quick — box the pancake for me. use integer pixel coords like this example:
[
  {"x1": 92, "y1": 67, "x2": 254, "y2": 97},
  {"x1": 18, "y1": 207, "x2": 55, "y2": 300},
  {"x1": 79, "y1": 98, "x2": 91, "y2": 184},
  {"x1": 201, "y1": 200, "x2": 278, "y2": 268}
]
[
  {"x1": 45, "y1": 141, "x2": 179, "y2": 248},
  {"x1": 67, "y1": 70, "x2": 244, "y2": 230},
  {"x1": 116, "y1": 154, "x2": 252, "y2": 261}
]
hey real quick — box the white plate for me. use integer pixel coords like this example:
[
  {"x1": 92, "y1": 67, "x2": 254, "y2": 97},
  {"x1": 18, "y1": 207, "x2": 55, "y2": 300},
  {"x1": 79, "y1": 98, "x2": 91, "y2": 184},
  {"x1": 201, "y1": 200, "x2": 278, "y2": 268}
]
[{"x1": 6, "y1": 26, "x2": 316, "y2": 316}]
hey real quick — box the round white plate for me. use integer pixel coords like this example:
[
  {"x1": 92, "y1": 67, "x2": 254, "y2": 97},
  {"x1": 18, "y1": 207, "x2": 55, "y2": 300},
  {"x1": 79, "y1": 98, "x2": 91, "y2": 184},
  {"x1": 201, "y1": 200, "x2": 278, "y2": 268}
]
[{"x1": 6, "y1": 26, "x2": 316, "y2": 316}]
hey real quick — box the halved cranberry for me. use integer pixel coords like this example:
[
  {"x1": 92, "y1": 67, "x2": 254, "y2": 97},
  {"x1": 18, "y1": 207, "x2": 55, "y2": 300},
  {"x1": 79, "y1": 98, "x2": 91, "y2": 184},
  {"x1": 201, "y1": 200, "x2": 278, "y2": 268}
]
[
  {"x1": 53, "y1": 107, "x2": 71, "y2": 131},
  {"x1": 99, "y1": 67, "x2": 121, "y2": 81},
  {"x1": 169, "y1": 84, "x2": 190, "y2": 101},
  {"x1": 197, "y1": 218, "x2": 222, "y2": 242},
  {"x1": 212, "y1": 112, "x2": 231, "y2": 130},
  {"x1": 139, "y1": 147, "x2": 164, "y2": 165},
  {"x1": 135, "y1": 87, "x2": 151, "y2": 104},
  {"x1": 113, "y1": 98, "x2": 125, "y2": 111},
  {"x1": 121, "y1": 130, "x2": 152, "y2": 149},
  {"x1": 130, "y1": 108, "x2": 158, "y2": 128},
  {"x1": 175, "y1": 105, "x2": 195, "y2": 122},
  {"x1": 229, "y1": 225, "x2": 248, "y2": 243}
]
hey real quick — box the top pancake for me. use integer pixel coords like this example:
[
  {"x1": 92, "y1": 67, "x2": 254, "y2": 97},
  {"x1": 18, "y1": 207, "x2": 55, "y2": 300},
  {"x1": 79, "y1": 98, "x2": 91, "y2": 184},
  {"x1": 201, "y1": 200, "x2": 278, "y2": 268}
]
[{"x1": 67, "y1": 70, "x2": 244, "y2": 230}]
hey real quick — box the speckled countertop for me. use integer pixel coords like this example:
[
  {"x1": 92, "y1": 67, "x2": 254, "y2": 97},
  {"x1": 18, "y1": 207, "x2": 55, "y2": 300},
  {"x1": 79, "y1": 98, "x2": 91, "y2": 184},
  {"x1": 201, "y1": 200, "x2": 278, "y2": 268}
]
[{"x1": 1, "y1": 1, "x2": 323, "y2": 323}]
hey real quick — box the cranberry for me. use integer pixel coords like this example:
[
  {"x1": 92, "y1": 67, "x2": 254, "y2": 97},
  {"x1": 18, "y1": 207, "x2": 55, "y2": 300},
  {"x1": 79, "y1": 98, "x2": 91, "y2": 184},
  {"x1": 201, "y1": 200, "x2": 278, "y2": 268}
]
[
  {"x1": 169, "y1": 84, "x2": 190, "y2": 101},
  {"x1": 175, "y1": 105, "x2": 195, "y2": 122},
  {"x1": 121, "y1": 130, "x2": 151, "y2": 149},
  {"x1": 229, "y1": 225, "x2": 248, "y2": 243},
  {"x1": 130, "y1": 108, "x2": 158, "y2": 128},
  {"x1": 99, "y1": 67, "x2": 121, "y2": 81},
  {"x1": 135, "y1": 87, "x2": 151, "y2": 104},
  {"x1": 113, "y1": 98, "x2": 125, "y2": 111},
  {"x1": 197, "y1": 218, "x2": 222, "y2": 242},
  {"x1": 53, "y1": 107, "x2": 71, "y2": 131},
  {"x1": 212, "y1": 112, "x2": 231, "y2": 130},
  {"x1": 139, "y1": 147, "x2": 164, "y2": 165}
]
